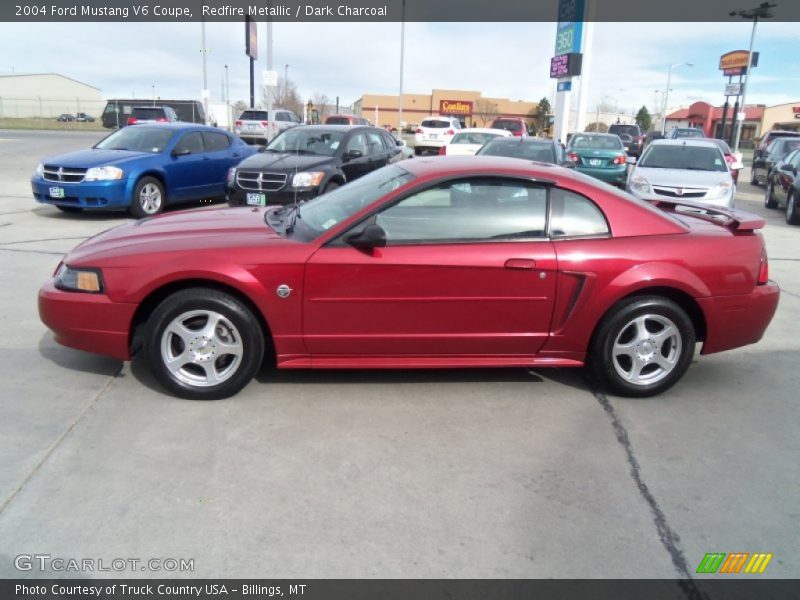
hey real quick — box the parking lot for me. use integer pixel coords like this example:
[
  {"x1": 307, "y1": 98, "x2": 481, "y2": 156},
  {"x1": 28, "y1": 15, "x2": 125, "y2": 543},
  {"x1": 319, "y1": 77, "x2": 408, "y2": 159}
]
[{"x1": 0, "y1": 129, "x2": 798, "y2": 579}]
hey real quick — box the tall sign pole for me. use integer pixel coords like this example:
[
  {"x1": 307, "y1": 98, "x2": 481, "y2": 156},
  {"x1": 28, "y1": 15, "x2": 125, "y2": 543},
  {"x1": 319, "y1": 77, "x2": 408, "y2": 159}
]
[
  {"x1": 574, "y1": 0, "x2": 593, "y2": 134},
  {"x1": 245, "y1": 16, "x2": 257, "y2": 109},
  {"x1": 551, "y1": 0, "x2": 584, "y2": 144}
]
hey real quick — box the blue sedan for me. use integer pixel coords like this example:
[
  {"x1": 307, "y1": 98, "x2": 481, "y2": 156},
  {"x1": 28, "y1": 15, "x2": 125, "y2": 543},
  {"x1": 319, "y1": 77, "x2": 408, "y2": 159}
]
[{"x1": 31, "y1": 123, "x2": 257, "y2": 218}]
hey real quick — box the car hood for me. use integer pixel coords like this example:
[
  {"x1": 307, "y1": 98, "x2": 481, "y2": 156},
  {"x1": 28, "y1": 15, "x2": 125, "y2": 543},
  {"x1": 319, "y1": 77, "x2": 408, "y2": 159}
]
[
  {"x1": 633, "y1": 167, "x2": 730, "y2": 187},
  {"x1": 236, "y1": 151, "x2": 336, "y2": 171},
  {"x1": 40, "y1": 148, "x2": 149, "y2": 168},
  {"x1": 65, "y1": 206, "x2": 289, "y2": 264}
]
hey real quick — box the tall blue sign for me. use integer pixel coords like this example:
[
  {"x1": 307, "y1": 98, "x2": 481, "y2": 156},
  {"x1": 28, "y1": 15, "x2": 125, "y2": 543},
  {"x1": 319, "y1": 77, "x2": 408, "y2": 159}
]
[{"x1": 554, "y1": 0, "x2": 585, "y2": 55}]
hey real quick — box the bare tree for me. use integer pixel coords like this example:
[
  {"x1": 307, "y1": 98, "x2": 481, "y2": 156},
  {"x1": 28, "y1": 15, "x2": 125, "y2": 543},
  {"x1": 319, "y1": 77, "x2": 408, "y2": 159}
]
[
  {"x1": 312, "y1": 93, "x2": 331, "y2": 121},
  {"x1": 261, "y1": 76, "x2": 303, "y2": 116},
  {"x1": 474, "y1": 98, "x2": 499, "y2": 126},
  {"x1": 585, "y1": 122, "x2": 609, "y2": 133}
]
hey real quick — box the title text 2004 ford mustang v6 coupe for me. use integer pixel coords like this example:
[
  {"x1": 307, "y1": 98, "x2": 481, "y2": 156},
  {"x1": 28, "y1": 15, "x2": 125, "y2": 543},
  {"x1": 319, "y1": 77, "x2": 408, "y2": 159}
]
[{"x1": 39, "y1": 157, "x2": 779, "y2": 400}]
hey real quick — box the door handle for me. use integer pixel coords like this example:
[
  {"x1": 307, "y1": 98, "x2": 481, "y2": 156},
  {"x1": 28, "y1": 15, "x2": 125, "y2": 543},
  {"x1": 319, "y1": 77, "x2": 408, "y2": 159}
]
[{"x1": 505, "y1": 258, "x2": 537, "y2": 270}]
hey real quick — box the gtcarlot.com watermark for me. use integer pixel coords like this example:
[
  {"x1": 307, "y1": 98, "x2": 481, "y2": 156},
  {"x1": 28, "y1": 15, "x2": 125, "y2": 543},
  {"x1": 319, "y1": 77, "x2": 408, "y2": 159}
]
[{"x1": 14, "y1": 554, "x2": 194, "y2": 573}]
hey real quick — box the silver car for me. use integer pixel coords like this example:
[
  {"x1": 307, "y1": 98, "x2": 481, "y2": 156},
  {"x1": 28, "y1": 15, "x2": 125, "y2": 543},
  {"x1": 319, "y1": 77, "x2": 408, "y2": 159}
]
[
  {"x1": 627, "y1": 139, "x2": 736, "y2": 208},
  {"x1": 235, "y1": 108, "x2": 301, "y2": 144}
]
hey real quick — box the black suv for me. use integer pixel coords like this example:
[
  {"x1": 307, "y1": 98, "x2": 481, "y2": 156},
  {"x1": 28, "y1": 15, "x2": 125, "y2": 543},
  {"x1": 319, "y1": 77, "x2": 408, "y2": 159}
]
[
  {"x1": 608, "y1": 124, "x2": 644, "y2": 157},
  {"x1": 227, "y1": 126, "x2": 406, "y2": 207}
]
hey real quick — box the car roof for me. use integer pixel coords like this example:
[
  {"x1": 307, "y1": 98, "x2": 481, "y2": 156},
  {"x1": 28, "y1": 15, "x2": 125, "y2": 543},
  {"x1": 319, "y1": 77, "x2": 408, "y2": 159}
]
[
  {"x1": 574, "y1": 132, "x2": 618, "y2": 138},
  {"x1": 648, "y1": 138, "x2": 720, "y2": 148},
  {"x1": 281, "y1": 124, "x2": 374, "y2": 132},
  {"x1": 486, "y1": 136, "x2": 553, "y2": 145},
  {"x1": 398, "y1": 155, "x2": 576, "y2": 183},
  {"x1": 126, "y1": 123, "x2": 224, "y2": 132},
  {"x1": 453, "y1": 128, "x2": 512, "y2": 135}
]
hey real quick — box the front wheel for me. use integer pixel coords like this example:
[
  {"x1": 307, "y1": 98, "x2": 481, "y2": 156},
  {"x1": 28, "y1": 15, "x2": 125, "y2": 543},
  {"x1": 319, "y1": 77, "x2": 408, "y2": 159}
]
[
  {"x1": 765, "y1": 182, "x2": 777, "y2": 208},
  {"x1": 588, "y1": 296, "x2": 696, "y2": 397},
  {"x1": 787, "y1": 191, "x2": 800, "y2": 225},
  {"x1": 750, "y1": 167, "x2": 759, "y2": 186},
  {"x1": 143, "y1": 288, "x2": 265, "y2": 400},
  {"x1": 322, "y1": 181, "x2": 340, "y2": 194},
  {"x1": 130, "y1": 176, "x2": 165, "y2": 219}
]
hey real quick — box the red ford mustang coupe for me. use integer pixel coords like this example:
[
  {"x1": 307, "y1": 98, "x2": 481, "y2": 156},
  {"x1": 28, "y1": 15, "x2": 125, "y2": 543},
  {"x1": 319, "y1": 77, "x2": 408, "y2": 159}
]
[{"x1": 39, "y1": 157, "x2": 779, "y2": 400}]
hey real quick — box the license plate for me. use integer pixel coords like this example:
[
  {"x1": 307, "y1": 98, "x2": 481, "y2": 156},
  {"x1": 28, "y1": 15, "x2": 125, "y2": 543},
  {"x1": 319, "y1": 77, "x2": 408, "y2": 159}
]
[
  {"x1": 247, "y1": 123, "x2": 257, "y2": 130},
  {"x1": 589, "y1": 159, "x2": 602, "y2": 166},
  {"x1": 49, "y1": 186, "x2": 65, "y2": 199},
  {"x1": 246, "y1": 193, "x2": 266, "y2": 206},
  {"x1": 429, "y1": 134, "x2": 438, "y2": 140}
]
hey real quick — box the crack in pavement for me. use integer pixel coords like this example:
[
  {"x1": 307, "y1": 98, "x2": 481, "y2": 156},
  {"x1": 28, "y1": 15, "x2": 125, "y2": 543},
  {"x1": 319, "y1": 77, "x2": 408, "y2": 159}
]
[
  {"x1": 0, "y1": 236, "x2": 87, "y2": 246},
  {"x1": 0, "y1": 247, "x2": 65, "y2": 256},
  {"x1": 0, "y1": 364, "x2": 123, "y2": 516},
  {"x1": 590, "y1": 385, "x2": 707, "y2": 600}
]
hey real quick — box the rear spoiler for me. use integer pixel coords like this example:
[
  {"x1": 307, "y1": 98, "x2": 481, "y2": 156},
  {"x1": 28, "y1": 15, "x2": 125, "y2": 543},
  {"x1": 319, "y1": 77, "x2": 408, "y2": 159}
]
[{"x1": 648, "y1": 199, "x2": 765, "y2": 231}]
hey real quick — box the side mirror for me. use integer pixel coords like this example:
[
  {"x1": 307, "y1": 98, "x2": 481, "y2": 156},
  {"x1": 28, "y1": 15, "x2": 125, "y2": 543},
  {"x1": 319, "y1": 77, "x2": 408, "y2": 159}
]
[
  {"x1": 626, "y1": 156, "x2": 637, "y2": 165},
  {"x1": 172, "y1": 147, "x2": 191, "y2": 157},
  {"x1": 559, "y1": 160, "x2": 576, "y2": 169},
  {"x1": 396, "y1": 139, "x2": 405, "y2": 147},
  {"x1": 346, "y1": 223, "x2": 386, "y2": 251},
  {"x1": 344, "y1": 149, "x2": 363, "y2": 161}
]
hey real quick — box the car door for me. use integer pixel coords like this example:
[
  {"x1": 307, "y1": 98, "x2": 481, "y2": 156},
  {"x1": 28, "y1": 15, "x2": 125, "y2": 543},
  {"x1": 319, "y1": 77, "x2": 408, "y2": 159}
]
[
  {"x1": 201, "y1": 131, "x2": 244, "y2": 195},
  {"x1": 303, "y1": 177, "x2": 558, "y2": 357},
  {"x1": 775, "y1": 150, "x2": 800, "y2": 205},
  {"x1": 364, "y1": 130, "x2": 390, "y2": 173},
  {"x1": 340, "y1": 131, "x2": 373, "y2": 181},
  {"x1": 380, "y1": 130, "x2": 404, "y2": 164},
  {"x1": 164, "y1": 131, "x2": 214, "y2": 200}
]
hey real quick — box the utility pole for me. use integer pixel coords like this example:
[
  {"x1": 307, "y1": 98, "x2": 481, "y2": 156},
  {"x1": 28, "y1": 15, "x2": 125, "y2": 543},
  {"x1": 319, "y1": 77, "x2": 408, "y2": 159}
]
[
  {"x1": 397, "y1": 0, "x2": 406, "y2": 137},
  {"x1": 201, "y1": 19, "x2": 209, "y2": 125},
  {"x1": 661, "y1": 62, "x2": 692, "y2": 135}
]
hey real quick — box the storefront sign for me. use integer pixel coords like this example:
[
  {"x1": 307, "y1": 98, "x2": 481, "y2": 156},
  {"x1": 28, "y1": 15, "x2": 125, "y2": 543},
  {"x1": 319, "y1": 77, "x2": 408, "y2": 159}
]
[
  {"x1": 720, "y1": 50, "x2": 758, "y2": 76},
  {"x1": 724, "y1": 83, "x2": 742, "y2": 96},
  {"x1": 439, "y1": 100, "x2": 473, "y2": 115}
]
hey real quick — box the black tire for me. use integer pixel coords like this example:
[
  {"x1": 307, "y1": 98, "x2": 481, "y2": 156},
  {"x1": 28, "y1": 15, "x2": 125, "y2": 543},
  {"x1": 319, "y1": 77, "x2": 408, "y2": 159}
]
[
  {"x1": 143, "y1": 288, "x2": 265, "y2": 400},
  {"x1": 56, "y1": 205, "x2": 82, "y2": 213},
  {"x1": 323, "y1": 181, "x2": 340, "y2": 194},
  {"x1": 750, "y1": 166, "x2": 759, "y2": 186},
  {"x1": 787, "y1": 190, "x2": 800, "y2": 226},
  {"x1": 764, "y1": 181, "x2": 777, "y2": 209},
  {"x1": 130, "y1": 176, "x2": 165, "y2": 219},
  {"x1": 414, "y1": 147, "x2": 423, "y2": 156},
  {"x1": 587, "y1": 296, "x2": 696, "y2": 398}
]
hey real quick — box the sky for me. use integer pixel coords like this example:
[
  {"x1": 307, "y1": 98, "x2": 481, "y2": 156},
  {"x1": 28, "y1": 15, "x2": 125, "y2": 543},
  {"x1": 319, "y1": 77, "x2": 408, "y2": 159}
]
[{"x1": 1, "y1": 21, "x2": 798, "y2": 116}]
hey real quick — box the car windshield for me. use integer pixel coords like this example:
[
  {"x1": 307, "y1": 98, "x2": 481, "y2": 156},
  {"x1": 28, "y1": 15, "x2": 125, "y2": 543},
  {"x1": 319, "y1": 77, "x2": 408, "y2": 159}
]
[
  {"x1": 570, "y1": 135, "x2": 623, "y2": 150},
  {"x1": 639, "y1": 145, "x2": 727, "y2": 171},
  {"x1": 610, "y1": 125, "x2": 639, "y2": 136},
  {"x1": 451, "y1": 132, "x2": 501, "y2": 145},
  {"x1": 421, "y1": 119, "x2": 451, "y2": 128},
  {"x1": 240, "y1": 110, "x2": 268, "y2": 121},
  {"x1": 265, "y1": 129, "x2": 345, "y2": 157},
  {"x1": 292, "y1": 166, "x2": 415, "y2": 237},
  {"x1": 477, "y1": 139, "x2": 556, "y2": 162},
  {"x1": 770, "y1": 139, "x2": 800, "y2": 156},
  {"x1": 493, "y1": 119, "x2": 523, "y2": 132},
  {"x1": 325, "y1": 117, "x2": 351, "y2": 125},
  {"x1": 95, "y1": 127, "x2": 175, "y2": 153},
  {"x1": 132, "y1": 108, "x2": 165, "y2": 120},
  {"x1": 673, "y1": 129, "x2": 704, "y2": 138}
]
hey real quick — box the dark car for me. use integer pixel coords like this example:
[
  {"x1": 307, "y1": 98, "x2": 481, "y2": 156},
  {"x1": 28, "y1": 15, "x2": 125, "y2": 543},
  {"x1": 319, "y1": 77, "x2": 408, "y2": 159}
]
[
  {"x1": 476, "y1": 136, "x2": 575, "y2": 168},
  {"x1": 227, "y1": 125, "x2": 406, "y2": 207},
  {"x1": 128, "y1": 106, "x2": 179, "y2": 126},
  {"x1": 102, "y1": 99, "x2": 206, "y2": 129},
  {"x1": 75, "y1": 113, "x2": 95, "y2": 122},
  {"x1": 754, "y1": 130, "x2": 800, "y2": 161},
  {"x1": 31, "y1": 123, "x2": 256, "y2": 218},
  {"x1": 57, "y1": 113, "x2": 74, "y2": 122},
  {"x1": 764, "y1": 148, "x2": 800, "y2": 224},
  {"x1": 751, "y1": 137, "x2": 800, "y2": 186},
  {"x1": 609, "y1": 124, "x2": 645, "y2": 157},
  {"x1": 668, "y1": 127, "x2": 705, "y2": 140},
  {"x1": 644, "y1": 131, "x2": 665, "y2": 147}
]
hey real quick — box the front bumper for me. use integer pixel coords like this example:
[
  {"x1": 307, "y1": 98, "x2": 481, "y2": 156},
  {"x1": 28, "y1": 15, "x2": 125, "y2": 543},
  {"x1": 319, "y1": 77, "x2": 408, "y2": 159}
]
[
  {"x1": 227, "y1": 185, "x2": 320, "y2": 206},
  {"x1": 576, "y1": 165, "x2": 628, "y2": 184},
  {"x1": 627, "y1": 187, "x2": 735, "y2": 208},
  {"x1": 31, "y1": 176, "x2": 130, "y2": 209},
  {"x1": 699, "y1": 282, "x2": 780, "y2": 355},
  {"x1": 38, "y1": 279, "x2": 137, "y2": 361},
  {"x1": 414, "y1": 134, "x2": 450, "y2": 149}
]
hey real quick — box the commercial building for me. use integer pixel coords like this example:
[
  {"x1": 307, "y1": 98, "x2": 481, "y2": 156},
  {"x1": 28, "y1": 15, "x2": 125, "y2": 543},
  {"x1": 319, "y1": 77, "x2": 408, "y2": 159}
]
[
  {"x1": 664, "y1": 101, "x2": 764, "y2": 143},
  {"x1": 0, "y1": 73, "x2": 104, "y2": 119},
  {"x1": 354, "y1": 89, "x2": 540, "y2": 130},
  {"x1": 760, "y1": 102, "x2": 800, "y2": 133}
]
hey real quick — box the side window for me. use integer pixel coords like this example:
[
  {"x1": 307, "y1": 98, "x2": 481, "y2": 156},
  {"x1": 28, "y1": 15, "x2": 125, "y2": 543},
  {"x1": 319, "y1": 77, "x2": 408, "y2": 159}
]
[
  {"x1": 791, "y1": 151, "x2": 800, "y2": 169},
  {"x1": 549, "y1": 188, "x2": 610, "y2": 238},
  {"x1": 275, "y1": 112, "x2": 287, "y2": 122},
  {"x1": 173, "y1": 132, "x2": 205, "y2": 154},
  {"x1": 365, "y1": 131, "x2": 385, "y2": 156},
  {"x1": 345, "y1": 132, "x2": 369, "y2": 156},
  {"x1": 380, "y1": 131, "x2": 397, "y2": 151},
  {"x1": 202, "y1": 132, "x2": 231, "y2": 152},
  {"x1": 374, "y1": 178, "x2": 548, "y2": 243}
]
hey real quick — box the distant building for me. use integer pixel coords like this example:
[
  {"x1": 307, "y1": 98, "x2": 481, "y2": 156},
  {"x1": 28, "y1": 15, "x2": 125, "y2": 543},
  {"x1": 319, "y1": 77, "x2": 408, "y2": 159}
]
[
  {"x1": 665, "y1": 101, "x2": 764, "y2": 143},
  {"x1": 760, "y1": 102, "x2": 800, "y2": 134},
  {"x1": 0, "y1": 73, "x2": 103, "y2": 118}
]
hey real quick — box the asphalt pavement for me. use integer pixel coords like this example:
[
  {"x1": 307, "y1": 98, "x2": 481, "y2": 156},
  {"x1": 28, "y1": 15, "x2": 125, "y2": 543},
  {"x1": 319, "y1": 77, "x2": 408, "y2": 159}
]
[{"x1": 0, "y1": 129, "x2": 797, "y2": 580}]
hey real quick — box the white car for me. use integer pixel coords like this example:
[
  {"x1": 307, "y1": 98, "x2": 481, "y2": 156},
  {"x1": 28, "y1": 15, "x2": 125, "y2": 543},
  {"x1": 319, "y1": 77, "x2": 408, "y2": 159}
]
[
  {"x1": 235, "y1": 108, "x2": 301, "y2": 144},
  {"x1": 439, "y1": 128, "x2": 512, "y2": 156},
  {"x1": 627, "y1": 139, "x2": 736, "y2": 208},
  {"x1": 413, "y1": 116, "x2": 462, "y2": 155}
]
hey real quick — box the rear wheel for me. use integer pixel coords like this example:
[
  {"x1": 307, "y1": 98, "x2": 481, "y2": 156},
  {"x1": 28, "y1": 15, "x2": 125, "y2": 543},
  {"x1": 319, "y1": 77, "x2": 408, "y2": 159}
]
[
  {"x1": 144, "y1": 288, "x2": 265, "y2": 400},
  {"x1": 787, "y1": 190, "x2": 800, "y2": 225},
  {"x1": 130, "y1": 176, "x2": 165, "y2": 219},
  {"x1": 750, "y1": 166, "x2": 759, "y2": 186},
  {"x1": 588, "y1": 296, "x2": 696, "y2": 397},
  {"x1": 764, "y1": 181, "x2": 777, "y2": 208}
]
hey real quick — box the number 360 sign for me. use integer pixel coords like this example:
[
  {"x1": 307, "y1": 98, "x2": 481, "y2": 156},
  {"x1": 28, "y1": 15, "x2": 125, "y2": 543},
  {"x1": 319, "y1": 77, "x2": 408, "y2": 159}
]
[{"x1": 554, "y1": 0, "x2": 585, "y2": 56}]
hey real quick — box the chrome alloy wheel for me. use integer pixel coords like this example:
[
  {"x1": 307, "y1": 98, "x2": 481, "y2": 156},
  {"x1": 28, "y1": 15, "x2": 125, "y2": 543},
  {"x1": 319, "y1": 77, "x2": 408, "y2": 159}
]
[
  {"x1": 611, "y1": 314, "x2": 682, "y2": 386},
  {"x1": 160, "y1": 310, "x2": 243, "y2": 388},
  {"x1": 139, "y1": 182, "x2": 162, "y2": 214}
]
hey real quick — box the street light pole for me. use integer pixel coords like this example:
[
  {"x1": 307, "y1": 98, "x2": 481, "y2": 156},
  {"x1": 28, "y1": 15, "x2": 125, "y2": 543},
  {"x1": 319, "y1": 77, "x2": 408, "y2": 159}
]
[
  {"x1": 730, "y1": 2, "x2": 775, "y2": 152},
  {"x1": 661, "y1": 62, "x2": 692, "y2": 135},
  {"x1": 397, "y1": 0, "x2": 406, "y2": 137},
  {"x1": 284, "y1": 63, "x2": 289, "y2": 99}
]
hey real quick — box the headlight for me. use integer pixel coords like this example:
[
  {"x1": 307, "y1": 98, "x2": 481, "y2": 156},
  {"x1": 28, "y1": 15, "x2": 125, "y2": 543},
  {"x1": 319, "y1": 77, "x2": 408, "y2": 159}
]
[
  {"x1": 629, "y1": 174, "x2": 651, "y2": 194},
  {"x1": 84, "y1": 166, "x2": 124, "y2": 181},
  {"x1": 292, "y1": 171, "x2": 325, "y2": 188},
  {"x1": 707, "y1": 180, "x2": 733, "y2": 199},
  {"x1": 54, "y1": 264, "x2": 104, "y2": 293},
  {"x1": 227, "y1": 167, "x2": 236, "y2": 185},
  {"x1": 35, "y1": 162, "x2": 44, "y2": 177}
]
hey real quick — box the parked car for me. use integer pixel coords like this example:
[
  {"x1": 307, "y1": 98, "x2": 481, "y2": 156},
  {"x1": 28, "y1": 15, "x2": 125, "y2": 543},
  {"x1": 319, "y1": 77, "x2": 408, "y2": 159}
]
[
  {"x1": 608, "y1": 124, "x2": 645, "y2": 157},
  {"x1": 764, "y1": 148, "x2": 800, "y2": 224},
  {"x1": 75, "y1": 113, "x2": 96, "y2": 122},
  {"x1": 56, "y1": 114, "x2": 74, "y2": 122},
  {"x1": 127, "y1": 105, "x2": 179, "y2": 126},
  {"x1": 668, "y1": 127, "x2": 705, "y2": 140},
  {"x1": 31, "y1": 123, "x2": 256, "y2": 218},
  {"x1": 102, "y1": 99, "x2": 206, "y2": 129},
  {"x1": 439, "y1": 128, "x2": 511, "y2": 156},
  {"x1": 476, "y1": 136, "x2": 575, "y2": 167},
  {"x1": 644, "y1": 131, "x2": 665, "y2": 147},
  {"x1": 324, "y1": 115, "x2": 370, "y2": 126},
  {"x1": 227, "y1": 125, "x2": 406, "y2": 207},
  {"x1": 751, "y1": 137, "x2": 800, "y2": 186},
  {"x1": 414, "y1": 116, "x2": 462, "y2": 155},
  {"x1": 235, "y1": 108, "x2": 301, "y2": 144},
  {"x1": 754, "y1": 129, "x2": 800, "y2": 162},
  {"x1": 627, "y1": 139, "x2": 735, "y2": 208},
  {"x1": 39, "y1": 156, "x2": 779, "y2": 400},
  {"x1": 566, "y1": 133, "x2": 628, "y2": 186},
  {"x1": 489, "y1": 116, "x2": 529, "y2": 137},
  {"x1": 705, "y1": 138, "x2": 743, "y2": 183}
]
